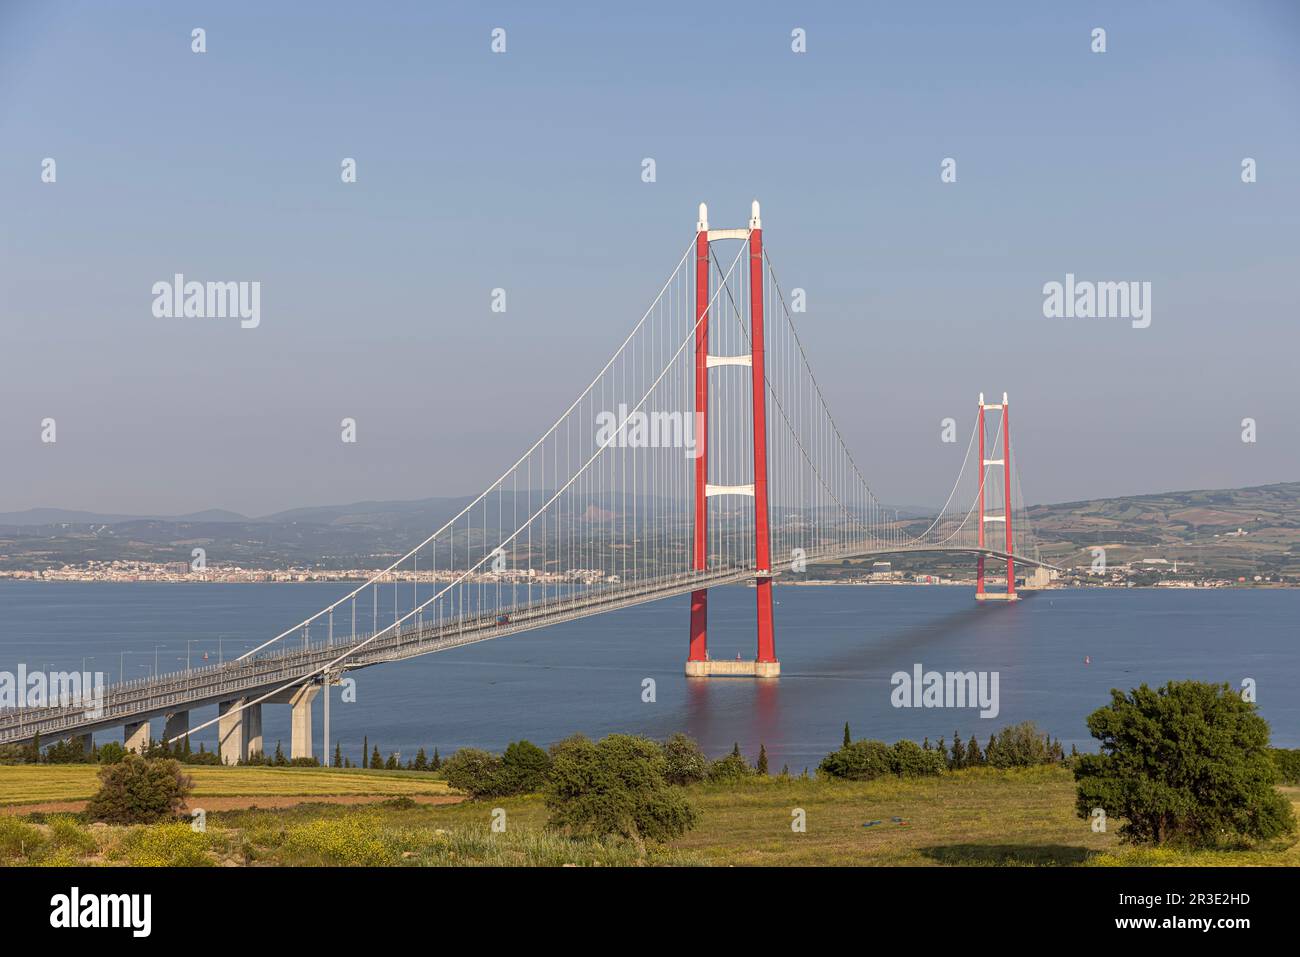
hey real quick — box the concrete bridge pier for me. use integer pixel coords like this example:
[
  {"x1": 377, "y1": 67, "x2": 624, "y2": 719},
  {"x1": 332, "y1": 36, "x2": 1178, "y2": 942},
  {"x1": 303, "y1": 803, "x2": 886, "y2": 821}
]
[
  {"x1": 162, "y1": 711, "x2": 189, "y2": 744},
  {"x1": 124, "y1": 720, "x2": 150, "y2": 753},
  {"x1": 245, "y1": 704, "x2": 263, "y2": 759},
  {"x1": 270, "y1": 685, "x2": 319, "y2": 761},
  {"x1": 218, "y1": 698, "x2": 262, "y2": 764}
]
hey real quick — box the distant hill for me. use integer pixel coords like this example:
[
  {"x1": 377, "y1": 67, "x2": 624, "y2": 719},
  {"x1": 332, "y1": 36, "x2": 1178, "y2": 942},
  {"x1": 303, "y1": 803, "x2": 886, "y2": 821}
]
[
  {"x1": 1027, "y1": 481, "x2": 1300, "y2": 577},
  {"x1": 1, "y1": 483, "x2": 1295, "y2": 577},
  {"x1": 0, "y1": 507, "x2": 256, "y2": 526}
]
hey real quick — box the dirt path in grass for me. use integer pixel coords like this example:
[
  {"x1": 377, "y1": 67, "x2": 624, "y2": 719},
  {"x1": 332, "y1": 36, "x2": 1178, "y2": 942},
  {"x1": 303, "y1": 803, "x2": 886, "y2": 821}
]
[{"x1": 1, "y1": 793, "x2": 466, "y2": 816}]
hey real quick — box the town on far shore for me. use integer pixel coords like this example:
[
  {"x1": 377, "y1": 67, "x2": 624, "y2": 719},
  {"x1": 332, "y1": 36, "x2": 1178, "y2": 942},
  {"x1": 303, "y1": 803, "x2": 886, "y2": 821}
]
[{"x1": 1, "y1": 555, "x2": 1292, "y2": 589}]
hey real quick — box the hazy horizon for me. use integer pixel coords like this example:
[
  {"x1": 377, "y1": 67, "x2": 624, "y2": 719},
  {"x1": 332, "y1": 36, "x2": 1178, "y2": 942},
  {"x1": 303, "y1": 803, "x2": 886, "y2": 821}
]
[{"x1": 6, "y1": 475, "x2": 1298, "y2": 526}]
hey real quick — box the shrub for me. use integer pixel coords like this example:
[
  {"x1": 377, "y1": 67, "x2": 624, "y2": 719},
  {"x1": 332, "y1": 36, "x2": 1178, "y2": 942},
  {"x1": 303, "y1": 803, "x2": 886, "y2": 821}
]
[
  {"x1": 545, "y1": 734, "x2": 697, "y2": 850},
  {"x1": 0, "y1": 744, "x2": 27, "y2": 765},
  {"x1": 44, "y1": 738, "x2": 92, "y2": 764},
  {"x1": 182, "y1": 748, "x2": 222, "y2": 766},
  {"x1": 443, "y1": 741, "x2": 553, "y2": 797},
  {"x1": 0, "y1": 817, "x2": 44, "y2": 860},
  {"x1": 34, "y1": 846, "x2": 83, "y2": 867},
  {"x1": 818, "y1": 739, "x2": 892, "y2": 781},
  {"x1": 1271, "y1": 748, "x2": 1300, "y2": 785},
  {"x1": 46, "y1": 815, "x2": 98, "y2": 856},
  {"x1": 662, "y1": 733, "x2": 708, "y2": 786},
  {"x1": 120, "y1": 823, "x2": 212, "y2": 866},
  {"x1": 498, "y1": 740, "x2": 551, "y2": 794},
  {"x1": 85, "y1": 754, "x2": 193, "y2": 824},
  {"x1": 706, "y1": 750, "x2": 751, "y2": 784},
  {"x1": 282, "y1": 813, "x2": 398, "y2": 866},
  {"x1": 442, "y1": 748, "x2": 503, "y2": 798},
  {"x1": 97, "y1": 741, "x2": 127, "y2": 765},
  {"x1": 888, "y1": 739, "x2": 945, "y2": 776},
  {"x1": 1074, "y1": 681, "x2": 1297, "y2": 847},
  {"x1": 987, "y1": 722, "x2": 1052, "y2": 768}
]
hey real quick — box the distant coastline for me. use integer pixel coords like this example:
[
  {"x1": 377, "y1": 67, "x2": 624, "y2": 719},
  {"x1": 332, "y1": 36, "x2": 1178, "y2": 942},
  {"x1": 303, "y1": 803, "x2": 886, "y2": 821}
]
[{"x1": 1, "y1": 564, "x2": 1291, "y2": 590}]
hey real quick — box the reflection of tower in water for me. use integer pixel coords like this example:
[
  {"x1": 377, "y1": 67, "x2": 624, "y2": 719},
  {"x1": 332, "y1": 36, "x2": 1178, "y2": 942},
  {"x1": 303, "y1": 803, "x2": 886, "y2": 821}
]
[{"x1": 682, "y1": 668, "x2": 783, "y2": 768}]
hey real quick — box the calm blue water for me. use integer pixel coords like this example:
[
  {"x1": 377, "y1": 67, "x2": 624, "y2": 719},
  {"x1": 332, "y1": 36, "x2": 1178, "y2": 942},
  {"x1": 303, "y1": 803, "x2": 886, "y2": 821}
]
[{"x1": 1, "y1": 581, "x2": 1296, "y2": 770}]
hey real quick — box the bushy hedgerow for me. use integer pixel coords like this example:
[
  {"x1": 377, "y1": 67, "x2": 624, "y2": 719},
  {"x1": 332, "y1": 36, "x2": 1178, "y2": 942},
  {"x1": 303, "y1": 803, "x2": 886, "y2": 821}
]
[
  {"x1": 818, "y1": 739, "x2": 893, "y2": 781},
  {"x1": 443, "y1": 740, "x2": 552, "y2": 798},
  {"x1": 887, "y1": 739, "x2": 945, "y2": 777}
]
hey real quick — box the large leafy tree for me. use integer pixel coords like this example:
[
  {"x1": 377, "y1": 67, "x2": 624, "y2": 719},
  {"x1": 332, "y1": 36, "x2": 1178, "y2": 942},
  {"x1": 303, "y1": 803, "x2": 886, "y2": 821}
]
[
  {"x1": 1074, "y1": 681, "x2": 1296, "y2": 847},
  {"x1": 545, "y1": 734, "x2": 697, "y2": 852}
]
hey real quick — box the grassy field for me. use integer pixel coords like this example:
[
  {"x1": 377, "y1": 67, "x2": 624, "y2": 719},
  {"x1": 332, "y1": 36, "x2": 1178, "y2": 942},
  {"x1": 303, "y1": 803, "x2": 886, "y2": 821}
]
[
  {"x1": 2, "y1": 765, "x2": 1296, "y2": 866},
  {"x1": 0, "y1": 764, "x2": 451, "y2": 806}
]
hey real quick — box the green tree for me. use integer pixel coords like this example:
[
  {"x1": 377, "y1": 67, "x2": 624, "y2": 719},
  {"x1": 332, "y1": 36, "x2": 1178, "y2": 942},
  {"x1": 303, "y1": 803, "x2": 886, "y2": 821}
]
[
  {"x1": 545, "y1": 734, "x2": 697, "y2": 852},
  {"x1": 384, "y1": 752, "x2": 399, "y2": 770},
  {"x1": 333, "y1": 742, "x2": 343, "y2": 768},
  {"x1": 988, "y1": 722, "x2": 1052, "y2": 768},
  {"x1": 369, "y1": 746, "x2": 382, "y2": 770},
  {"x1": 756, "y1": 744, "x2": 769, "y2": 776},
  {"x1": 966, "y1": 734, "x2": 982, "y2": 766},
  {"x1": 431, "y1": 747, "x2": 441, "y2": 770},
  {"x1": 1272, "y1": 749, "x2": 1300, "y2": 785},
  {"x1": 442, "y1": 748, "x2": 504, "y2": 798},
  {"x1": 950, "y1": 733, "x2": 966, "y2": 770},
  {"x1": 707, "y1": 751, "x2": 751, "y2": 783},
  {"x1": 44, "y1": 737, "x2": 88, "y2": 764},
  {"x1": 1074, "y1": 681, "x2": 1296, "y2": 847},
  {"x1": 888, "y1": 739, "x2": 945, "y2": 777},
  {"x1": 413, "y1": 747, "x2": 428, "y2": 771},
  {"x1": 98, "y1": 741, "x2": 127, "y2": 765},
  {"x1": 85, "y1": 755, "x2": 193, "y2": 824},
  {"x1": 662, "y1": 733, "x2": 707, "y2": 786},
  {"x1": 498, "y1": 740, "x2": 551, "y2": 794},
  {"x1": 843, "y1": 722, "x2": 852, "y2": 748},
  {"x1": 818, "y1": 740, "x2": 891, "y2": 781}
]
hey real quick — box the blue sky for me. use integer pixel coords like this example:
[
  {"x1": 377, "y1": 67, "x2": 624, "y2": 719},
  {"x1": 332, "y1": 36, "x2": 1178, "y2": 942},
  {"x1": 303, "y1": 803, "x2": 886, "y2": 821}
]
[{"x1": 1, "y1": 0, "x2": 1297, "y2": 515}]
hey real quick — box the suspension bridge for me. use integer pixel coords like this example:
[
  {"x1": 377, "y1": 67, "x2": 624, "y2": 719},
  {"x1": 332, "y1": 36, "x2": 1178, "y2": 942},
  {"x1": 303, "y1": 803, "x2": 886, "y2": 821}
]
[{"x1": 0, "y1": 201, "x2": 1056, "y2": 760}]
